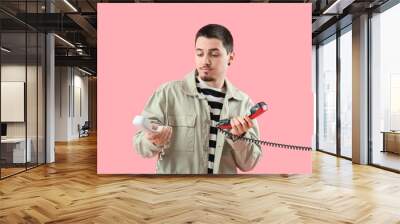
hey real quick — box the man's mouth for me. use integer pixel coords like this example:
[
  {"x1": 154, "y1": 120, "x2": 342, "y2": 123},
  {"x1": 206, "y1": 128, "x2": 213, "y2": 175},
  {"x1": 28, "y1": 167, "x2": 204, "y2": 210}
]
[{"x1": 200, "y1": 67, "x2": 212, "y2": 72}]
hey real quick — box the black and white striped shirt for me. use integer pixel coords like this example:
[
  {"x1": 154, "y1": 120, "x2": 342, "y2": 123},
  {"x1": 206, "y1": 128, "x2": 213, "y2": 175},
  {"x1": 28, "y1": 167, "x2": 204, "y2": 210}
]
[{"x1": 195, "y1": 77, "x2": 226, "y2": 174}]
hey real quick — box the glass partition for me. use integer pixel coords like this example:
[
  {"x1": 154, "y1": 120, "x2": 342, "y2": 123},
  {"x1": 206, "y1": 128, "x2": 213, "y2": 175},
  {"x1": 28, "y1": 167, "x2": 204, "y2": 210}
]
[
  {"x1": 1, "y1": 30, "x2": 28, "y2": 177},
  {"x1": 0, "y1": 1, "x2": 46, "y2": 179}
]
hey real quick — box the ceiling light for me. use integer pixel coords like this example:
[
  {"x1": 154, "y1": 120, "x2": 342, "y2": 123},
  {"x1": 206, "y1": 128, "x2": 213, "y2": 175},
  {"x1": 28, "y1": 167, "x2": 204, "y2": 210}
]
[
  {"x1": 322, "y1": 0, "x2": 355, "y2": 15},
  {"x1": 63, "y1": 0, "x2": 78, "y2": 12},
  {"x1": 78, "y1": 67, "x2": 93, "y2": 76},
  {"x1": 54, "y1": 34, "x2": 75, "y2": 48},
  {"x1": 1, "y1": 47, "x2": 11, "y2": 53}
]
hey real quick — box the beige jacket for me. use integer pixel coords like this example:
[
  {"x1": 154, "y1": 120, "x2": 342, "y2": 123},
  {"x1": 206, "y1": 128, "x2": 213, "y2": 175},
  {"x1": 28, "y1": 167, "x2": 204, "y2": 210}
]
[{"x1": 134, "y1": 70, "x2": 262, "y2": 174}]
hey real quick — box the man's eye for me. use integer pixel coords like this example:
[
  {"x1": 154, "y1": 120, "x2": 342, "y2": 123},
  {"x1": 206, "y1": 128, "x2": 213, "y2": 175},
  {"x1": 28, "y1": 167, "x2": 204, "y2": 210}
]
[
  {"x1": 211, "y1": 54, "x2": 219, "y2": 57},
  {"x1": 196, "y1": 54, "x2": 203, "y2": 57}
]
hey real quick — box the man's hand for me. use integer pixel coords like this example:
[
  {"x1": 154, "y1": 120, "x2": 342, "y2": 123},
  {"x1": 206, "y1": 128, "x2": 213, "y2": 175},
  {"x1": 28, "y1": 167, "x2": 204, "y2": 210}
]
[
  {"x1": 230, "y1": 116, "x2": 254, "y2": 136},
  {"x1": 145, "y1": 126, "x2": 172, "y2": 147}
]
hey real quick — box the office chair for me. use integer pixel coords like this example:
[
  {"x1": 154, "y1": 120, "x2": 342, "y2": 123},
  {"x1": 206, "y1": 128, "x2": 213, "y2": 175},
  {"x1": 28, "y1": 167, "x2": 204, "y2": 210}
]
[{"x1": 79, "y1": 121, "x2": 90, "y2": 138}]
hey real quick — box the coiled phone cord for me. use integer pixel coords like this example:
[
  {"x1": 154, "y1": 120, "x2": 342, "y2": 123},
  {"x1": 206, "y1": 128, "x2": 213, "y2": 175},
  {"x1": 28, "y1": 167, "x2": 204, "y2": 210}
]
[{"x1": 217, "y1": 128, "x2": 312, "y2": 151}]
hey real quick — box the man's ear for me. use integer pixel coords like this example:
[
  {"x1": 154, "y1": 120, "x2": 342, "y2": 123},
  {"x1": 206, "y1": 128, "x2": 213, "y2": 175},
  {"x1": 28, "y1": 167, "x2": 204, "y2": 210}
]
[{"x1": 228, "y1": 52, "x2": 235, "y2": 66}]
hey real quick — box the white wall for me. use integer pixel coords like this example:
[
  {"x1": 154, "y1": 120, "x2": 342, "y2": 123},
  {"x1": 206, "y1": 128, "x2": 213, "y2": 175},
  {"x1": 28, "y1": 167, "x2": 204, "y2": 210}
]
[
  {"x1": 55, "y1": 66, "x2": 69, "y2": 141},
  {"x1": 1, "y1": 65, "x2": 26, "y2": 129},
  {"x1": 1, "y1": 65, "x2": 42, "y2": 137},
  {"x1": 55, "y1": 66, "x2": 89, "y2": 141}
]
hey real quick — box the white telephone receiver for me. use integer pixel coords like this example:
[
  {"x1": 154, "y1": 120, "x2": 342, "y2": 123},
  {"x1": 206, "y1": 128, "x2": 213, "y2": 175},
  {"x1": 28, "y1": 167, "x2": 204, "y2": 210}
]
[{"x1": 132, "y1": 116, "x2": 161, "y2": 133}]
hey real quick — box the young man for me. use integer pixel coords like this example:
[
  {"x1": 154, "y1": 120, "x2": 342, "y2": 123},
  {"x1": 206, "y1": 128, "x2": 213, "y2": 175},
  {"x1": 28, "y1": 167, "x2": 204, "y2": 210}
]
[{"x1": 134, "y1": 24, "x2": 262, "y2": 174}]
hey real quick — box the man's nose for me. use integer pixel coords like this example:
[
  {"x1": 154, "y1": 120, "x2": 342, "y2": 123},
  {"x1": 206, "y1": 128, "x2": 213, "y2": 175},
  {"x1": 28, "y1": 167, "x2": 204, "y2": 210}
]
[{"x1": 202, "y1": 55, "x2": 211, "y2": 65}]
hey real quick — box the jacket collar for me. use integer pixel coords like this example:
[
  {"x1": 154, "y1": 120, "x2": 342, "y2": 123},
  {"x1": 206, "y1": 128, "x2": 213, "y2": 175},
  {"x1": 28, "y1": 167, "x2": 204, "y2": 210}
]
[{"x1": 182, "y1": 69, "x2": 243, "y2": 101}]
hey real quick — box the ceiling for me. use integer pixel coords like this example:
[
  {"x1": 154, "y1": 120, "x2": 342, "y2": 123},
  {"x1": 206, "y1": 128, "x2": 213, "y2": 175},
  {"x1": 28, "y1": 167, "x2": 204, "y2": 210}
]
[{"x1": 0, "y1": 0, "x2": 392, "y2": 75}]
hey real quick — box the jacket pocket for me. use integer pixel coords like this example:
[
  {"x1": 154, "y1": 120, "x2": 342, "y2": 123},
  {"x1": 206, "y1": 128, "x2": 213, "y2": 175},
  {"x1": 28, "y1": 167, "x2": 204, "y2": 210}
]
[{"x1": 167, "y1": 115, "x2": 196, "y2": 152}]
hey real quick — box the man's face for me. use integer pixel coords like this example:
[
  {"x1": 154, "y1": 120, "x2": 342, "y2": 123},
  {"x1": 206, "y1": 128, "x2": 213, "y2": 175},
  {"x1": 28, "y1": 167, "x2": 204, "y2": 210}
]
[{"x1": 195, "y1": 36, "x2": 234, "y2": 82}]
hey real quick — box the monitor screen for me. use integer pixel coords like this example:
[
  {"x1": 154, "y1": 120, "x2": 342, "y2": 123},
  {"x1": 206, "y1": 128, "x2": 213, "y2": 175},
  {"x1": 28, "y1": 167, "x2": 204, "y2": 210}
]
[{"x1": 1, "y1": 123, "x2": 7, "y2": 137}]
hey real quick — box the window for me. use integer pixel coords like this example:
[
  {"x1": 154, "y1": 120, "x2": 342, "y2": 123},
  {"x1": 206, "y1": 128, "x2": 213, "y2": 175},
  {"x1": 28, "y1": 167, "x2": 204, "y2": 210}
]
[
  {"x1": 317, "y1": 35, "x2": 337, "y2": 154},
  {"x1": 339, "y1": 27, "x2": 352, "y2": 158},
  {"x1": 371, "y1": 3, "x2": 400, "y2": 171}
]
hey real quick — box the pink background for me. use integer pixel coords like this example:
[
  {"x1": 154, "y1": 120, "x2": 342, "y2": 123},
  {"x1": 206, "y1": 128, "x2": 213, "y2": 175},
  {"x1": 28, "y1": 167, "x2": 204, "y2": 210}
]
[{"x1": 98, "y1": 3, "x2": 312, "y2": 174}]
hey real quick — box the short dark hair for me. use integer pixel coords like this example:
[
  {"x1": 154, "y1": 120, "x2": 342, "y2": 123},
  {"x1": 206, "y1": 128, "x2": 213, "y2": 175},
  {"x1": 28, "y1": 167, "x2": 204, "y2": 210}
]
[{"x1": 195, "y1": 24, "x2": 234, "y2": 54}]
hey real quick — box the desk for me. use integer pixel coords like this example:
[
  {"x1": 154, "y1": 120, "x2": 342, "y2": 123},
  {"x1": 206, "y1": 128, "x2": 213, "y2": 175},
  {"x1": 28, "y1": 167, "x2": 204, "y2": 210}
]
[
  {"x1": 1, "y1": 138, "x2": 32, "y2": 163},
  {"x1": 381, "y1": 131, "x2": 400, "y2": 154}
]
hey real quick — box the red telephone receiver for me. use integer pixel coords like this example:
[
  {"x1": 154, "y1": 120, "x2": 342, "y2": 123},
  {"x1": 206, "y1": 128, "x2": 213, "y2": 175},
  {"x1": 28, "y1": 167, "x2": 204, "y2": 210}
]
[{"x1": 217, "y1": 102, "x2": 268, "y2": 129}]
